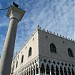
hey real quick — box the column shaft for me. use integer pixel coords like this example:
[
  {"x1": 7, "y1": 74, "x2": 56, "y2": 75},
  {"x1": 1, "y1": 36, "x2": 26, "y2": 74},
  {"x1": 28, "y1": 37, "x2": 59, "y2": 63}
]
[
  {"x1": 39, "y1": 67, "x2": 40, "y2": 75},
  {"x1": 50, "y1": 65, "x2": 51, "y2": 75},
  {"x1": 54, "y1": 66, "x2": 56, "y2": 75},
  {"x1": 0, "y1": 18, "x2": 18, "y2": 75}
]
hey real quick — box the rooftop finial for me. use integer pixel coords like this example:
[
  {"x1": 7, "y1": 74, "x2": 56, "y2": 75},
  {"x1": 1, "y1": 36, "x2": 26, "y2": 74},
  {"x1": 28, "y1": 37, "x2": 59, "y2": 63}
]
[
  {"x1": 37, "y1": 25, "x2": 40, "y2": 29},
  {"x1": 57, "y1": 33, "x2": 58, "y2": 35},
  {"x1": 47, "y1": 30, "x2": 49, "y2": 33}
]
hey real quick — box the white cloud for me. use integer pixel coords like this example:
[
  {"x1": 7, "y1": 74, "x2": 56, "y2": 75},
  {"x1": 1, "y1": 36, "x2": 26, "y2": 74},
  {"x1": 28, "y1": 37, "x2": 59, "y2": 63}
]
[
  {"x1": 0, "y1": 3, "x2": 2, "y2": 9},
  {"x1": 0, "y1": 0, "x2": 75, "y2": 55}
]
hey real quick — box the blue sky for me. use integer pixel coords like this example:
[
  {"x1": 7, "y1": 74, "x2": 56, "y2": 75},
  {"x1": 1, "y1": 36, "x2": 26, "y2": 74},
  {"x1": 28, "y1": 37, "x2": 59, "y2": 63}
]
[{"x1": 0, "y1": 0, "x2": 75, "y2": 56}]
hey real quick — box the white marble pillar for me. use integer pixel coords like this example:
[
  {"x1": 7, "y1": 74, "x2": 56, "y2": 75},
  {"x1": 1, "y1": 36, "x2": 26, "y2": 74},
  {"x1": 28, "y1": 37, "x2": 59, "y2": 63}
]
[
  {"x1": 0, "y1": 5, "x2": 25, "y2": 75},
  {"x1": 28, "y1": 68, "x2": 29, "y2": 75},
  {"x1": 35, "y1": 64, "x2": 36, "y2": 75},
  {"x1": 39, "y1": 67, "x2": 40, "y2": 75},
  {"x1": 30, "y1": 67, "x2": 31, "y2": 75},
  {"x1": 26, "y1": 70, "x2": 27, "y2": 75}
]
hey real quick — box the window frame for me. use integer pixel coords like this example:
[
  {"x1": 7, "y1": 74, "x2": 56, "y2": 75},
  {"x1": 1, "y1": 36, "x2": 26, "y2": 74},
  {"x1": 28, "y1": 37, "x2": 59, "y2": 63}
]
[
  {"x1": 28, "y1": 47, "x2": 32, "y2": 57},
  {"x1": 50, "y1": 43, "x2": 57, "y2": 53},
  {"x1": 21, "y1": 55, "x2": 24, "y2": 63},
  {"x1": 68, "y1": 48, "x2": 73, "y2": 57}
]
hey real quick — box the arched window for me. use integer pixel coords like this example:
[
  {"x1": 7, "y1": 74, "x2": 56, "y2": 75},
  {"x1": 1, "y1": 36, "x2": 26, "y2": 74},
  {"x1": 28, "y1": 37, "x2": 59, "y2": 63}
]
[
  {"x1": 28, "y1": 47, "x2": 32, "y2": 57},
  {"x1": 68, "y1": 48, "x2": 73, "y2": 57},
  {"x1": 50, "y1": 43, "x2": 56, "y2": 53},
  {"x1": 16, "y1": 61, "x2": 18, "y2": 68},
  {"x1": 21, "y1": 55, "x2": 24, "y2": 63}
]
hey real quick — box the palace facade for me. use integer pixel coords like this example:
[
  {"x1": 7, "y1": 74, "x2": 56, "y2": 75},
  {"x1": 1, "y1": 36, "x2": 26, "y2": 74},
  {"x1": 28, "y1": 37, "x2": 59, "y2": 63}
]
[{"x1": 10, "y1": 26, "x2": 75, "y2": 75}]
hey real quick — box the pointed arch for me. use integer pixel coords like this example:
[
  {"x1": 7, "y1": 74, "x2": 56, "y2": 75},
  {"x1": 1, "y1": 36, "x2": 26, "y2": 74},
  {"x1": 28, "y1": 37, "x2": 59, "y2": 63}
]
[
  {"x1": 60, "y1": 66, "x2": 63, "y2": 75},
  {"x1": 51, "y1": 65, "x2": 55, "y2": 75},
  {"x1": 68, "y1": 48, "x2": 73, "y2": 57},
  {"x1": 50, "y1": 43, "x2": 56, "y2": 53},
  {"x1": 72, "y1": 68, "x2": 74, "y2": 75},
  {"x1": 68, "y1": 67, "x2": 71, "y2": 75},
  {"x1": 46, "y1": 64, "x2": 50, "y2": 74},
  {"x1": 28, "y1": 47, "x2": 32, "y2": 57},
  {"x1": 56, "y1": 66, "x2": 59, "y2": 75},
  {"x1": 64, "y1": 67, "x2": 67, "y2": 75},
  {"x1": 40, "y1": 63, "x2": 45, "y2": 74}
]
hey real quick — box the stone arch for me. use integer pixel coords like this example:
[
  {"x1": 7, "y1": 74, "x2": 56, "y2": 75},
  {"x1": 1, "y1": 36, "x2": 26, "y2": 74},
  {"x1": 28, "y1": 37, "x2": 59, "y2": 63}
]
[
  {"x1": 46, "y1": 64, "x2": 50, "y2": 74},
  {"x1": 36, "y1": 64, "x2": 38, "y2": 74},
  {"x1": 64, "y1": 67, "x2": 67, "y2": 75},
  {"x1": 60, "y1": 66, "x2": 63, "y2": 75},
  {"x1": 68, "y1": 67, "x2": 71, "y2": 75},
  {"x1": 56, "y1": 66, "x2": 59, "y2": 75},
  {"x1": 50, "y1": 43, "x2": 56, "y2": 53},
  {"x1": 72, "y1": 68, "x2": 74, "y2": 75},
  {"x1": 48, "y1": 60, "x2": 51, "y2": 63},
  {"x1": 68, "y1": 48, "x2": 73, "y2": 57},
  {"x1": 40, "y1": 63, "x2": 45, "y2": 74}
]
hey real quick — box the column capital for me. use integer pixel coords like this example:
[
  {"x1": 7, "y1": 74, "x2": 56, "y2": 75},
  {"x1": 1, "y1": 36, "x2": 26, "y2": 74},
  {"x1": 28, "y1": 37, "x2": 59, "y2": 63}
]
[{"x1": 7, "y1": 5, "x2": 26, "y2": 21}]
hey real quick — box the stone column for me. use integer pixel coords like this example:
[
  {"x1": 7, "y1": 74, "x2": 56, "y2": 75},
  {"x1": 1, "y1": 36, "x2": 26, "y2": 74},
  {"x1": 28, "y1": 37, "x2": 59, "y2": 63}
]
[
  {"x1": 62, "y1": 66, "x2": 65, "y2": 75},
  {"x1": 30, "y1": 66, "x2": 31, "y2": 75},
  {"x1": 0, "y1": 5, "x2": 25, "y2": 75},
  {"x1": 67, "y1": 67, "x2": 69, "y2": 75},
  {"x1": 50, "y1": 65, "x2": 51, "y2": 75},
  {"x1": 45, "y1": 65, "x2": 46, "y2": 75},
  {"x1": 26, "y1": 71, "x2": 27, "y2": 75},
  {"x1": 35, "y1": 64, "x2": 36, "y2": 75},
  {"x1": 58, "y1": 66, "x2": 60, "y2": 75},
  {"x1": 38, "y1": 67, "x2": 40, "y2": 75},
  {"x1": 28, "y1": 67, "x2": 29, "y2": 75},
  {"x1": 54, "y1": 66, "x2": 56, "y2": 75},
  {"x1": 70, "y1": 68, "x2": 72, "y2": 75}
]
